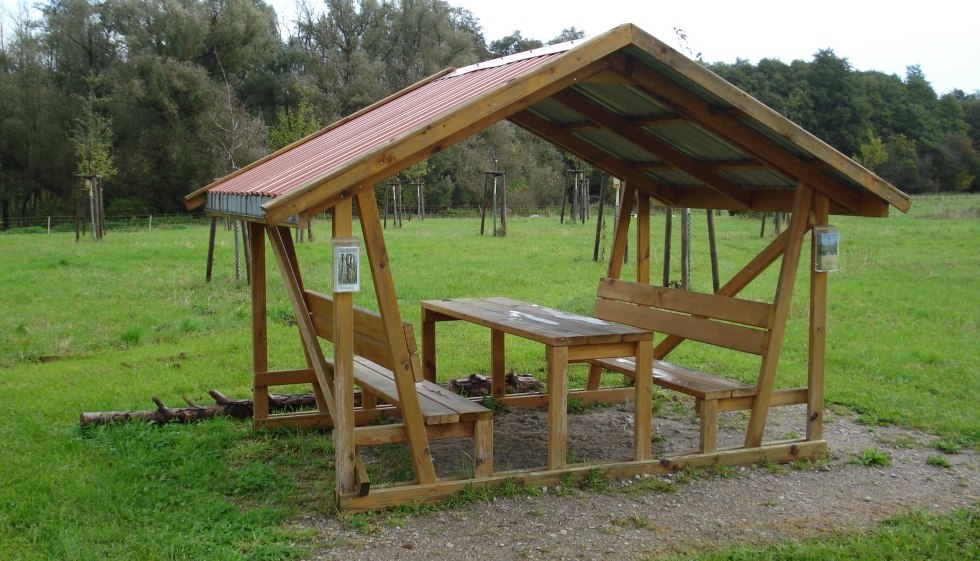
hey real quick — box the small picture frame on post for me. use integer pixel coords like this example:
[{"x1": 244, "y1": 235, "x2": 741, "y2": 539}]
[
  {"x1": 332, "y1": 238, "x2": 361, "y2": 292},
  {"x1": 813, "y1": 226, "x2": 840, "y2": 272}
]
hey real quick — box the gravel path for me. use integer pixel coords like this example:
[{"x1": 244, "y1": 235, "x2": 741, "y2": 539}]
[{"x1": 300, "y1": 403, "x2": 978, "y2": 560}]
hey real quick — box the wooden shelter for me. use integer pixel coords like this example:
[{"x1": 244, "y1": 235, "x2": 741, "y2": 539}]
[{"x1": 185, "y1": 24, "x2": 909, "y2": 511}]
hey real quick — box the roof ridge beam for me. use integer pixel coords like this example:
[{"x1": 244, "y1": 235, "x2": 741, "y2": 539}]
[{"x1": 554, "y1": 89, "x2": 752, "y2": 209}]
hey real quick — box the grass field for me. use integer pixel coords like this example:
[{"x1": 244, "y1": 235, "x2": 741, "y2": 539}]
[{"x1": 0, "y1": 194, "x2": 977, "y2": 559}]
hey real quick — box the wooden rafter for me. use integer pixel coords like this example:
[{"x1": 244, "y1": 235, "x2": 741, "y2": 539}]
[
  {"x1": 623, "y1": 30, "x2": 909, "y2": 212},
  {"x1": 636, "y1": 159, "x2": 775, "y2": 173},
  {"x1": 553, "y1": 89, "x2": 753, "y2": 209},
  {"x1": 509, "y1": 110, "x2": 677, "y2": 206},
  {"x1": 611, "y1": 54, "x2": 865, "y2": 214}
]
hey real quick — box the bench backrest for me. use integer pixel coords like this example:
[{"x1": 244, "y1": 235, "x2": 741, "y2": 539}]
[
  {"x1": 594, "y1": 278, "x2": 774, "y2": 356},
  {"x1": 304, "y1": 290, "x2": 417, "y2": 371}
]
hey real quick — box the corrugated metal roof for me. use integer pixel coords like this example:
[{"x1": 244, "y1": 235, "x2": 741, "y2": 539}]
[
  {"x1": 189, "y1": 24, "x2": 910, "y2": 220},
  {"x1": 209, "y1": 52, "x2": 561, "y2": 201}
]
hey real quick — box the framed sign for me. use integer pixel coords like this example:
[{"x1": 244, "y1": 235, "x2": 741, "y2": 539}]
[
  {"x1": 332, "y1": 238, "x2": 361, "y2": 292},
  {"x1": 813, "y1": 226, "x2": 840, "y2": 272}
]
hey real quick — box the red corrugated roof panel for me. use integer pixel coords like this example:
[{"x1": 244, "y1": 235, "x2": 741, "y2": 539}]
[{"x1": 208, "y1": 50, "x2": 567, "y2": 201}]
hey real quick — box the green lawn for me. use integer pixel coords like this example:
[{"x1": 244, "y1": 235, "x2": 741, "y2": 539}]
[{"x1": 0, "y1": 194, "x2": 977, "y2": 559}]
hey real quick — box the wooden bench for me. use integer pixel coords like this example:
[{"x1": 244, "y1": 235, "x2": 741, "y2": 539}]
[
  {"x1": 305, "y1": 290, "x2": 493, "y2": 477},
  {"x1": 584, "y1": 278, "x2": 807, "y2": 453}
]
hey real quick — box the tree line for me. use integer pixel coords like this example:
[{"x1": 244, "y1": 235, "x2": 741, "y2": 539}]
[{"x1": 1, "y1": 0, "x2": 977, "y2": 229}]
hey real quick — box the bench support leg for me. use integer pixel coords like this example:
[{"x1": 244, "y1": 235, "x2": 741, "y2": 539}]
[
  {"x1": 697, "y1": 398, "x2": 718, "y2": 453},
  {"x1": 546, "y1": 345, "x2": 569, "y2": 470},
  {"x1": 474, "y1": 418, "x2": 494, "y2": 478}
]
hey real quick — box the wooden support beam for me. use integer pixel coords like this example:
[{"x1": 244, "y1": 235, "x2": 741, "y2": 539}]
[
  {"x1": 338, "y1": 440, "x2": 827, "y2": 512},
  {"x1": 807, "y1": 193, "x2": 830, "y2": 441},
  {"x1": 356, "y1": 190, "x2": 438, "y2": 484},
  {"x1": 745, "y1": 183, "x2": 813, "y2": 447},
  {"x1": 554, "y1": 90, "x2": 752, "y2": 209},
  {"x1": 266, "y1": 225, "x2": 337, "y2": 420},
  {"x1": 636, "y1": 192, "x2": 650, "y2": 284},
  {"x1": 509, "y1": 110, "x2": 677, "y2": 206},
  {"x1": 332, "y1": 198, "x2": 357, "y2": 495},
  {"x1": 606, "y1": 182, "x2": 636, "y2": 280},
  {"x1": 249, "y1": 222, "x2": 270, "y2": 425}
]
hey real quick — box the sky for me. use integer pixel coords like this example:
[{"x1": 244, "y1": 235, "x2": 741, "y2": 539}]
[{"x1": 2, "y1": 0, "x2": 977, "y2": 94}]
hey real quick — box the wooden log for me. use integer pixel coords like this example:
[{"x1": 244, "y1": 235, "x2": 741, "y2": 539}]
[
  {"x1": 79, "y1": 391, "x2": 327, "y2": 427},
  {"x1": 448, "y1": 372, "x2": 543, "y2": 396}
]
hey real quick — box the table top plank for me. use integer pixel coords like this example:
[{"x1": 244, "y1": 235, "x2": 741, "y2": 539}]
[{"x1": 421, "y1": 297, "x2": 651, "y2": 346}]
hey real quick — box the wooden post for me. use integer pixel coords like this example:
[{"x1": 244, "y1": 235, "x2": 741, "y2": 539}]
[
  {"x1": 491, "y1": 330, "x2": 506, "y2": 398},
  {"x1": 745, "y1": 183, "x2": 813, "y2": 447},
  {"x1": 633, "y1": 338, "x2": 653, "y2": 460},
  {"x1": 707, "y1": 210, "x2": 720, "y2": 293},
  {"x1": 499, "y1": 172, "x2": 507, "y2": 237},
  {"x1": 480, "y1": 174, "x2": 489, "y2": 234},
  {"x1": 333, "y1": 198, "x2": 357, "y2": 495},
  {"x1": 249, "y1": 222, "x2": 269, "y2": 426},
  {"x1": 606, "y1": 182, "x2": 635, "y2": 280},
  {"x1": 636, "y1": 193, "x2": 650, "y2": 284},
  {"x1": 592, "y1": 177, "x2": 606, "y2": 262},
  {"x1": 680, "y1": 208, "x2": 691, "y2": 290},
  {"x1": 546, "y1": 345, "x2": 568, "y2": 470},
  {"x1": 663, "y1": 210, "x2": 672, "y2": 287},
  {"x1": 206, "y1": 216, "x2": 218, "y2": 283},
  {"x1": 807, "y1": 193, "x2": 830, "y2": 441}
]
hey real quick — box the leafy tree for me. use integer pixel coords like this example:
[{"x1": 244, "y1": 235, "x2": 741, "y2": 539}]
[
  {"x1": 70, "y1": 72, "x2": 115, "y2": 181},
  {"x1": 268, "y1": 92, "x2": 322, "y2": 151},
  {"x1": 549, "y1": 27, "x2": 585, "y2": 45},
  {"x1": 854, "y1": 129, "x2": 888, "y2": 171},
  {"x1": 488, "y1": 31, "x2": 541, "y2": 57}
]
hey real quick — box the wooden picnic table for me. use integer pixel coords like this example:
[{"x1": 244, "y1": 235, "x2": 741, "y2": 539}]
[{"x1": 421, "y1": 297, "x2": 654, "y2": 469}]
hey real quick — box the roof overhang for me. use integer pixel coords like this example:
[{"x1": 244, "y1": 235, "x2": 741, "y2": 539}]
[{"x1": 186, "y1": 24, "x2": 910, "y2": 224}]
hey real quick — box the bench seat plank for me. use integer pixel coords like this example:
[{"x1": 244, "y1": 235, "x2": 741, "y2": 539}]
[
  {"x1": 591, "y1": 357, "x2": 753, "y2": 400},
  {"x1": 352, "y1": 357, "x2": 490, "y2": 425}
]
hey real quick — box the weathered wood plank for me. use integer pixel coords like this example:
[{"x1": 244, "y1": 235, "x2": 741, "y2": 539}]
[
  {"x1": 338, "y1": 439, "x2": 828, "y2": 512},
  {"x1": 594, "y1": 298, "x2": 769, "y2": 355},
  {"x1": 598, "y1": 278, "x2": 774, "y2": 328}
]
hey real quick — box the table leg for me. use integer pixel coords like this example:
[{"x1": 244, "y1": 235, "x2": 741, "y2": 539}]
[
  {"x1": 491, "y1": 329, "x2": 506, "y2": 398},
  {"x1": 546, "y1": 345, "x2": 569, "y2": 469},
  {"x1": 422, "y1": 309, "x2": 437, "y2": 383},
  {"x1": 633, "y1": 339, "x2": 653, "y2": 460}
]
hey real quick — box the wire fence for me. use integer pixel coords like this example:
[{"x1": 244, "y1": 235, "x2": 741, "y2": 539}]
[
  {"x1": 3, "y1": 202, "x2": 688, "y2": 235},
  {"x1": 1, "y1": 213, "x2": 213, "y2": 234},
  {"x1": 0, "y1": 205, "x2": 558, "y2": 235}
]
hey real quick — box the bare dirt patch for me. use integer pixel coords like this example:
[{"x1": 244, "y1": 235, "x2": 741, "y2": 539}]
[{"x1": 301, "y1": 398, "x2": 978, "y2": 560}]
